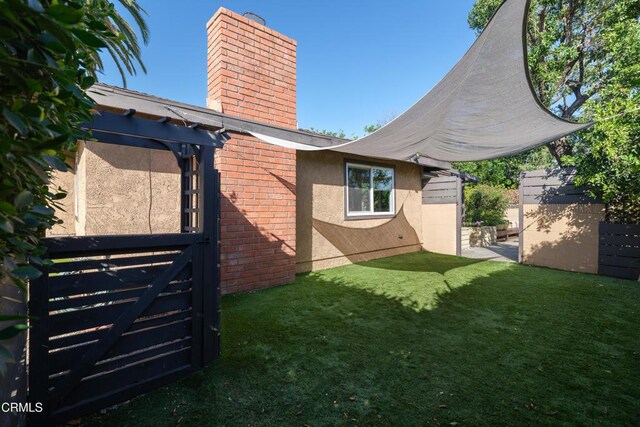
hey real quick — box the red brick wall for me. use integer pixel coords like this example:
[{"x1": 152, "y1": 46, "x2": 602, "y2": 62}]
[
  {"x1": 207, "y1": 8, "x2": 297, "y2": 293},
  {"x1": 206, "y1": 8, "x2": 297, "y2": 128}
]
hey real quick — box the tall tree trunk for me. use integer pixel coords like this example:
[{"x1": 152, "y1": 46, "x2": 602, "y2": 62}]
[{"x1": 547, "y1": 137, "x2": 572, "y2": 166}]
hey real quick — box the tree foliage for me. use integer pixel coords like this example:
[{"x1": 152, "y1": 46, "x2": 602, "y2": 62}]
[
  {"x1": 463, "y1": 184, "x2": 510, "y2": 226},
  {"x1": 304, "y1": 127, "x2": 349, "y2": 139},
  {"x1": 466, "y1": 0, "x2": 640, "y2": 220},
  {"x1": 454, "y1": 146, "x2": 555, "y2": 189},
  {"x1": 0, "y1": 0, "x2": 147, "y2": 362}
]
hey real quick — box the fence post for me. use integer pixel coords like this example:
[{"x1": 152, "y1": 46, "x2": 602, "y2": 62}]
[
  {"x1": 28, "y1": 265, "x2": 50, "y2": 424},
  {"x1": 456, "y1": 177, "x2": 463, "y2": 256},
  {"x1": 199, "y1": 145, "x2": 220, "y2": 364},
  {"x1": 518, "y1": 173, "x2": 524, "y2": 264}
]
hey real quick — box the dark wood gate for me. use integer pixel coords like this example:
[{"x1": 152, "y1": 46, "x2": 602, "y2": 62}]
[
  {"x1": 598, "y1": 222, "x2": 640, "y2": 280},
  {"x1": 28, "y1": 111, "x2": 225, "y2": 424}
]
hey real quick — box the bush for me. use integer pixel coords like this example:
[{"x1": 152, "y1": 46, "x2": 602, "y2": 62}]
[
  {"x1": 463, "y1": 184, "x2": 509, "y2": 226},
  {"x1": 0, "y1": 0, "x2": 147, "y2": 368}
]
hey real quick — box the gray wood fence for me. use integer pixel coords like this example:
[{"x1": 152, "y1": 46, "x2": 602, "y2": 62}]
[{"x1": 599, "y1": 223, "x2": 640, "y2": 281}]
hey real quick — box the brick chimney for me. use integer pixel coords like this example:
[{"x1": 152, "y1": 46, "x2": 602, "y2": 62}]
[
  {"x1": 206, "y1": 8, "x2": 297, "y2": 129},
  {"x1": 206, "y1": 8, "x2": 298, "y2": 294}
]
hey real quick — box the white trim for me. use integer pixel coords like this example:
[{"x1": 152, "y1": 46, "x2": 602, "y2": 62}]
[{"x1": 345, "y1": 162, "x2": 395, "y2": 217}]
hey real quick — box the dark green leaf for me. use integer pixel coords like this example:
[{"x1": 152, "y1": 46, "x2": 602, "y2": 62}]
[
  {"x1": 0, "y1": 315, "x2": 28, "y2": 322},
  {"x1": 14, "y1": 190, "x2": 33, "y2": 210},
  {"x1": 29, "y1": 205, "x2": 54, "y2": 216},
  {"x1": 0, "y1": 202, "x2": 17, "y2": 214},
  {"x1": 11, "y1": 265, "x2": 42, "y2": 280},
  {"x1": 28, "y1": 0, "x2": 45, "y2": 12},
  {"x1": 42, "y1": 155, "x2": 68, "y2": 172},
  {"x1": 0, "y1": 346, "x2": 15, "y2": 363},
  {"x1": 0, "y1": 220, "x2": 14, "y2": 234},
  {"x1": 0, "y1": 324, "x2": 29, "y2": 340},
  {"x1": 47, "y1": 4, "x2": 83, "y2": 24},
  {"x1": 3, "y1": 109, "x2": 27, "y2": 135},
  {"x1": 71, "y1": 29, "x2": 107, "y2": 48}
]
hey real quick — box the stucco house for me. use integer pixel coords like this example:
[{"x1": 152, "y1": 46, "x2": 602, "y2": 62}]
[{"x1": 49, "y1": 8, "x2": 459, "y2": 294}]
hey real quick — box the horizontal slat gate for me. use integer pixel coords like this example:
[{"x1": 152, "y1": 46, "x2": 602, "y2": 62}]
[
  {"x1": 598, "y1": 222, "x2": 640, "y2": 280},
  {"x1": 28, "y1": 232, "x2": 211, "y2": 424}
]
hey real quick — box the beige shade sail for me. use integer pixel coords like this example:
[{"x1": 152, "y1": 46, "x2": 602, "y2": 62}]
[{"x1": 251, "y1": 0, "x2": 591, "y2": 163}]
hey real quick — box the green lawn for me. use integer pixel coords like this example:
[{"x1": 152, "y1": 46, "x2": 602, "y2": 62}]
[{"x1": 90, "y1": 252, "x2": 640, "y2": 426}]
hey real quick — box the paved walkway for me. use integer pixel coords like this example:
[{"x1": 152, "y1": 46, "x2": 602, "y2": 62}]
[{"x1": 462, "y1": 238, "x2": 518, "y2": 263}]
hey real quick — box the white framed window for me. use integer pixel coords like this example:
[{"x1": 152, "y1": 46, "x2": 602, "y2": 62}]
[{"x1": 345, "y1": 162, "x2": 395, "y2": 217}]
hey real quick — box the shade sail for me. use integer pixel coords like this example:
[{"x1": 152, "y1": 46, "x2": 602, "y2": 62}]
[{"x1": 251, "y1": 0, "x2": 591, "y2": 163}]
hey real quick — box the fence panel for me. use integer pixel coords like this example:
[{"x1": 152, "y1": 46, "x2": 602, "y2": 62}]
[{"x1": 599, "y1": 223, "x2": 640, "y2": 280}]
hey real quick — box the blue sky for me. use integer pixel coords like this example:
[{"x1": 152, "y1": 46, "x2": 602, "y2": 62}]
[{"x1": 101, "y1": 0, "x2": 478, "y2": 137}]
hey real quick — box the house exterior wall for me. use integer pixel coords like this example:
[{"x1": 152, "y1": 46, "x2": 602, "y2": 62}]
[
  {"x1": 421, "y1": 204, "x2": 457, "y2": 255},
  {"x1": 46, "y1": 141, "x2": 181, "y2": 238},
  {"x1": 47, "y1": 163, "x2": 76, "y2": 237},
  {"x1": 208, "y1": 7, "x2": 297, "y2": 293},
  {"x1": 506, "y1": 207, "x2": 519, "y2": 228},
  {"x1": 296, "y1": 150, "x2": 423, "y2": 273},
  {"x1": 217, "y1": 133, "x2": 296, "y2": 294},
  {"x1": 521, "y1": 203, "x2": 605, "y2": 274}
]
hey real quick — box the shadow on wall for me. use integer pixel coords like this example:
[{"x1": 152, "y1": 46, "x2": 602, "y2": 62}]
[
  {"x1": 311, "y1": 206, "x2": 422, "y2": 265},
  {"x1": 296, "y1": 150, "x2": 424, "y2": 271},
  {"x1": 220, "y1": 191, "x2": 295, "y2": 295},
  {"x1": 522, "y1": 191, "x2": 604, "y2": 274},
  {"x1": 77, "y1": 142, "x2": 182, "y2": 236},
  {"x1": 89, "y1": 141, "x2": 180, "y2": 173}
]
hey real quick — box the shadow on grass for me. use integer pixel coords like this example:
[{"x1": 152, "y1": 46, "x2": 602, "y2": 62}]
[
  {"x1": 361, "y1": 251, "x2": 485, "y2": 274},
  {"x1": 89, "y1": 253, "x2": 640, "y2": 427}
]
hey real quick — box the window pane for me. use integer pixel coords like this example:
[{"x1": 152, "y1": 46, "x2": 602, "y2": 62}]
[
  {"x1": 373, "y1": 168, "x2": 393, "y2": 213},
  {"x1": 347, "y1": 167, "x2": 371, "y2": 213}
]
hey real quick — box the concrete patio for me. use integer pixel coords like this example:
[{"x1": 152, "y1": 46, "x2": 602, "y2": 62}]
[{"x1": 461, "y1": 238, "x2": 518, "y2": 263}]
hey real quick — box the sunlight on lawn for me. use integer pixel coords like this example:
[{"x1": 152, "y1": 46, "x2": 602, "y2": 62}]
[
  {"x1": 90, "y1": 251, "x2": 640, "y2": 427},
  {"x1": 311, "y1": 252, "x2": 502, "y2": 312}
]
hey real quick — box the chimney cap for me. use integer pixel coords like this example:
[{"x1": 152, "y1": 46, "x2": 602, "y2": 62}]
[{"x1": 242, "y1": 12, "x2": 266, "y2": 26}]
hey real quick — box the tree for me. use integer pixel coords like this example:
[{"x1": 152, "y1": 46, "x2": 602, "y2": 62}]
[
  {"x1": 304, "y1": 127, "x2": 349, "y2": 139},
  {"x1": 454, "y1": 146, "x2": 555, "y2": 189},
  {"x1": 364, "y1": 112, "x2": 396, "y2": 135},
  {"x1": 0, "y1": 0, "x2": 148, "y2": 366},
  {"x1": 469, "y1": 0, "x2": 640, "y2": 164},
  {"x1": 570, "y1": 88, "x2": 640, "y2": 223},
  {"x1": 463, "y1": 184, "x2": 510, "y2": 226},
  {"x1": 468, "y1": 0, "x2": 639, "y2": 221}
]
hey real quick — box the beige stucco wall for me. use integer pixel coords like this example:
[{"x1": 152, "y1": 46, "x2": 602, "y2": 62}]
[
  {"x1": 506, "y1": 207, "x2": 519, "y2": 228},
  {"x1": 296, "y1": 150, "x2": 423, "y2": 273},
  {"x1": 422, "y1": 204, "x2": 457, "y2": 255},
  {"x1": 462, "y1": 226, "x2": 497, "y2": 248},
  {"x1": 47, "y1": 164, "x2": 76, "y2": 237},
  {"x1": 48, "y1": 141, "x2": 181, "y2": 237},
  {"x1": 521, "y1": 203, "x2": 605, "y2": 274}
]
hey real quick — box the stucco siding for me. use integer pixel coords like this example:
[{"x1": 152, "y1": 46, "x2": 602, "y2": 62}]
[
  {"x1": 49, "y1": 141, "x2": 181, "y2": 237},
  {"x1": 421, "y1": 204, "x2": 457, "y2": 255},
  {"x1": 296, "y1": 150, "x2": 423, "y2": 273},
  {"x1": 521, "y1": 203, "x2": 605, "y2": 274},
  {"x1": 47, "y1": 166, "x2": 76, "y2": 237}
]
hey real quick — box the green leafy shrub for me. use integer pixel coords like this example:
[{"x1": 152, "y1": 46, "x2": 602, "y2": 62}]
[
  {"x1": 0, "y1": 0, "x2": 147, "y2": 368},
  {"x1": 463, "y1": 185, "x2": 509, "y2": 226}
]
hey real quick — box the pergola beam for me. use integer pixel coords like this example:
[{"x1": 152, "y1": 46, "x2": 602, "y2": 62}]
[{"x1": 82, "y1": 111, "x2": 225, "y2": 148}]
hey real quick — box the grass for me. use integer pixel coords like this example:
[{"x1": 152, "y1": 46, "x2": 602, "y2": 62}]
[{"x1": 89, "y1": 252, "x2": 639, "y2": 426}]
